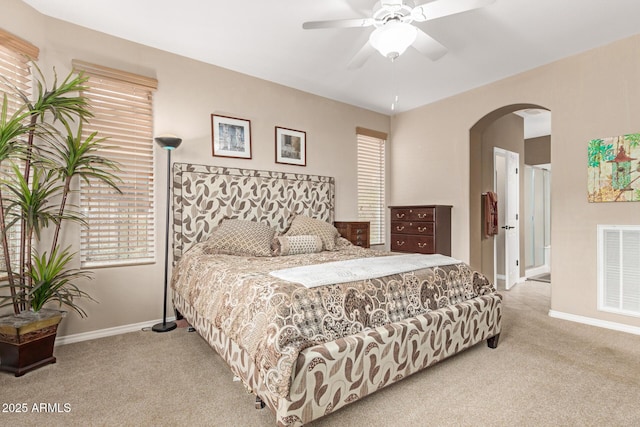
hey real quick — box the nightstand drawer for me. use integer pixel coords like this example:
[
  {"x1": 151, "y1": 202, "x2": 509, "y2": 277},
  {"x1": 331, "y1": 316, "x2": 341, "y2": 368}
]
[
  {"x1": 352, "y1": 233, "x2": 368, "y2": 247},
  {"x1": 350, "y1": 225, "x2": 369, "y2": 235}
]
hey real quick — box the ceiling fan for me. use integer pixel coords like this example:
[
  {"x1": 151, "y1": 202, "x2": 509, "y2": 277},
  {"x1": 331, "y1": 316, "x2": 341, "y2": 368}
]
[{"x1": 302, "y1": 0, "x2": 496, "y2": 68}]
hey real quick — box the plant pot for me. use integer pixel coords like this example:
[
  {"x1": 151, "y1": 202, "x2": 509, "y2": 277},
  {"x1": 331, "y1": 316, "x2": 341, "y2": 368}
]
[{"x1": 0, "y1": 308, "x2": 65, "y2": 377}]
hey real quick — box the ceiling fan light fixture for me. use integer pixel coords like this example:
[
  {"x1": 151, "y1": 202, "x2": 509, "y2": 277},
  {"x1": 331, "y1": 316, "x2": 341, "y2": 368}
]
[{"x1": 369, "y1": 21, "x2": 417, "y2": 59}]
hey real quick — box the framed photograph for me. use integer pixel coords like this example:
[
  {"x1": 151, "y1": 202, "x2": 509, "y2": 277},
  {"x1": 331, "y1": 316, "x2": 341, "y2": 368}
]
[
  {"x1": 211, "y1": 114, "x2": 252, "y2": 159},
  {"x1": 275, "y1": 126, "x2": 306, "y2": 166}
]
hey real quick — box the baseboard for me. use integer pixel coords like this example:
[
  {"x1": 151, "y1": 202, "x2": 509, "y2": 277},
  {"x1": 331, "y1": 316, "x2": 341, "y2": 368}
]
[
  {"x1": 55, "y1": 316, "x2": 177, "y2": 346},
  {"x1": 495, "y1": 275, "x2": 526, "y2": 283},
  {"x1": 526, "y1": 265, "x2": 550, "y2": 277},
  {"x1": 548, "y1": 310, "x2": 640, "y2": 336}
]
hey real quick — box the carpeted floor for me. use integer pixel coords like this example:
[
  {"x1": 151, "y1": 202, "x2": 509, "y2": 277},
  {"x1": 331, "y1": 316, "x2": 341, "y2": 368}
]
[
  {"x1": 528, "y1": 273, "x2": 551, "y2": 283},
  {"x1": 2, "y1": 281, "x2": 640, "y2": 426}
]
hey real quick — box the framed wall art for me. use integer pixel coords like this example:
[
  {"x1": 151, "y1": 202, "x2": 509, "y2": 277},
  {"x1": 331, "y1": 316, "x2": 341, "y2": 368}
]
[
  {"x1": 211, "y1": 114, "x2": 252, "y2": 159},
  {"x1": 588, "y1": 133, "x2": 640, "y2": 202},
  {"x1": 275, "y1": 126, "x2": 306, "y2": 166}
]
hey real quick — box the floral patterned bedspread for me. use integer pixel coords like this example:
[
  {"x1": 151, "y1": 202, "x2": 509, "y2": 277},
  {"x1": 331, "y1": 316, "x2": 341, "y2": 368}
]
[{"x1": 171, "y1": 240, "x2": 495, "y2": 399}]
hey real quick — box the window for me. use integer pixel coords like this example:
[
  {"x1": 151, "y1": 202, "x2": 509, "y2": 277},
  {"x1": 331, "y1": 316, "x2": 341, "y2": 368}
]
[
  {"x1": 0, "y1": 29, "x2": 38, "y2": 274},
  {"x1": 72, "y1": 60, "x2": 158, "y2": 267},
  {"x1": 356, "y1": 127, "x2": 387, "y2": 245}
]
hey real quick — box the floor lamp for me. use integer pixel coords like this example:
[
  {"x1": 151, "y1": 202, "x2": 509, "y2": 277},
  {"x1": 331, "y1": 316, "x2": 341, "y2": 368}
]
[{"x1": 152, "y1": 135, "x2": 182, "y2": 333}]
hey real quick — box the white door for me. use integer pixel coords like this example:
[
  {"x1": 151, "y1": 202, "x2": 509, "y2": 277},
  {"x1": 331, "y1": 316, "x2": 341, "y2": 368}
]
[{"x1": 495, "y1": 148, "x2": 520, "y2": 290}]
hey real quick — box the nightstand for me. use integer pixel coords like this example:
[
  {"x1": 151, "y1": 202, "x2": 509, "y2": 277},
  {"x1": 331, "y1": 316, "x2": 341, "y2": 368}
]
[{"x1": 334, "y1": 221, "x2": 370, "y2": 248}]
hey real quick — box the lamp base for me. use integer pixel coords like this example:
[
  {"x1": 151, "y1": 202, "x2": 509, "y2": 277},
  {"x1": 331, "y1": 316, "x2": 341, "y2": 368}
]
[{"x1": 152, "y1": 321, "x2": 177, "y2": 333}]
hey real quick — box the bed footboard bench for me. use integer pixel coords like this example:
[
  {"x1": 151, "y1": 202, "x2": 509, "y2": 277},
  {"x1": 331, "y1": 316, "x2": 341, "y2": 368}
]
[{"x1": 174, "y1": 292, "x2": 501, "y2": 426}]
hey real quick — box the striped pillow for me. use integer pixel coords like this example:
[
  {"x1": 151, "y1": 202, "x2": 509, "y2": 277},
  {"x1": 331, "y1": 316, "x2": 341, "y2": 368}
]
[{"x1": 273, "y1": 235, "x2": 323, "y2": 256}]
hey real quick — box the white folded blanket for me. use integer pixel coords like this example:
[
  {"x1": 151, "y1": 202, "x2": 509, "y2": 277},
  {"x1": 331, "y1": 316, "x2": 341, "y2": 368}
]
[{"x1": 269, "y1": 253, "x2": 461, "y2": 288}]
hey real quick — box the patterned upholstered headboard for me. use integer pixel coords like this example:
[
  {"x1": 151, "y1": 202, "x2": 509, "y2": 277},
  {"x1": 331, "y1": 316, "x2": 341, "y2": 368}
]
[{"x1": 172, "y1": 163, "x2": 335, "y2": 262}]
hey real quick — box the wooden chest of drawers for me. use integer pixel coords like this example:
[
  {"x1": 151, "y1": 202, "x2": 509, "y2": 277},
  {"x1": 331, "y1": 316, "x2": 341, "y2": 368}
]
[
  {"x1": 334, "y1": 221, "x2": 370, "y2": 248},
  {"x1": 389, "y1": 205, "x2": 451, "y2": 255}
]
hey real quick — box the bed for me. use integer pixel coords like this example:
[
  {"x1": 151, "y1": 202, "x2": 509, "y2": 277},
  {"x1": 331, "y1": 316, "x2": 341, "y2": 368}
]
[{"x1": 170, "y1": 163, "x2": 502, "y2": 426}]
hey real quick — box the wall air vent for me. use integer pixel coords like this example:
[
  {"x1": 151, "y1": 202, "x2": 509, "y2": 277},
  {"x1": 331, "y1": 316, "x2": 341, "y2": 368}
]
[{"x1": 598, "y1": 225, "x2": 640, "y2": 317}]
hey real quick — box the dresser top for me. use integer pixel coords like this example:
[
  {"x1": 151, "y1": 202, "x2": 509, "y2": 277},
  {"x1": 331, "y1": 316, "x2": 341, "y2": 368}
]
[{"x1": 388, "y1": 205, "x2": 452, "y2": 209}]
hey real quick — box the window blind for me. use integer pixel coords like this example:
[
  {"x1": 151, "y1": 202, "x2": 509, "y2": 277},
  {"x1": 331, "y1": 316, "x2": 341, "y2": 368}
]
[
  {"x1": 0, "y1": 30, "x2": 38, "y2": 275},
  {"x1": 357, "y1": 129, "x2": 386, "y2": 246},
  {"x1": 0, "y1": 29, "x2": 37, "y2": 138},
  {"x1": 72, "y1": 60, "x2": 158, "y2": 267}
]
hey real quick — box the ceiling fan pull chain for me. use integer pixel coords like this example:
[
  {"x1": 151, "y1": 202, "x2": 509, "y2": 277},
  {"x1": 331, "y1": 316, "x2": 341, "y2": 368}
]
[{"x1": 391, "y1": 57, "x2": 398, "y2": 112}]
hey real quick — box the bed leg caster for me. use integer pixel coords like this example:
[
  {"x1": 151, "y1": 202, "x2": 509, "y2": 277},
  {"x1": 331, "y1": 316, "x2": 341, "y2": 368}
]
[
  {"x1": 255, "y1": 396, "x2": 266, "y2": 410},
  {"x1": 487, "y1": 334, "x2": 500, "y2": 349}
]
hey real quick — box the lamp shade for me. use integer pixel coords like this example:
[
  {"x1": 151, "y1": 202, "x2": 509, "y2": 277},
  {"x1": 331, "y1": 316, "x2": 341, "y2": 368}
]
[
  {"x1": 155, "y1": 135, "x2": 182, "y2": 150},
  {"x1": 369, "y1": 21, "x2": 417, "y2": 59}
]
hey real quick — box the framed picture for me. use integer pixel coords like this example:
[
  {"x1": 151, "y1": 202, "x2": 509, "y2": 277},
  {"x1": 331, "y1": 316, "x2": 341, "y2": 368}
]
[
  {"x1": 211, "y1": 114, "x2": 252, "y2": 159},
  {"x1": 275, "y1": 126, "x2": 306, "y2": 166},
  {"x1": 588, "y1": 133, "x2": 640, "y2": 202}
]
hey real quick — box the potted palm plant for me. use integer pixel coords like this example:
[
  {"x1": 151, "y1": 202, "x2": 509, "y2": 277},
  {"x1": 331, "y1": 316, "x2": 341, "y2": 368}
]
[{"x1": 0, "y1": 63, "x2": 121, "y2": 376}]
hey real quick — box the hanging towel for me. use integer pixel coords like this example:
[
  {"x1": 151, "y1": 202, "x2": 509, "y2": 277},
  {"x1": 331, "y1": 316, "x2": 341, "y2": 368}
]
[{"x1": 484, "y1": 192, "x2": 499, "y2": 237}]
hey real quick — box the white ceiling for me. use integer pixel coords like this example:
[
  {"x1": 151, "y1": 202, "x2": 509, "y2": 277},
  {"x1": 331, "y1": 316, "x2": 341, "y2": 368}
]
[
  {"x1": 21, "y1": 0, "x2": 640, "y2": 119},
  {"x1": 516, "y1": 108, "x2": 552, "y2": 139}
]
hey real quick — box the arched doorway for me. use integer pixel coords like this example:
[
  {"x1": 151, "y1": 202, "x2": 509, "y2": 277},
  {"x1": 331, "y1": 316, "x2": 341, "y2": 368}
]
[{"x1": 469, "y1": 104, "x2": 551, "y2": 290}]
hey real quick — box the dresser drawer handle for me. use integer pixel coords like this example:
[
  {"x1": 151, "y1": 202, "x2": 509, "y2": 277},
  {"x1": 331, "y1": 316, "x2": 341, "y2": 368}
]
[
  {"x1": 418, "y1": 242, "x2": 428, "y2": 248},
  {"x1": 396, "y1": 213, "x2": 405, "y2": 219},
  {"x1": 395, "y1": 225, "x2": 405, "y2": 231},
  {"x1": 417, "y1": 226, "x2": 427, "y2": 232},
  {"x1": 417, "y1": 213, "x2": 428, "y2": 219},
  {"x1": 396, "y1": 240, "x2": 406, "y2": 247}
]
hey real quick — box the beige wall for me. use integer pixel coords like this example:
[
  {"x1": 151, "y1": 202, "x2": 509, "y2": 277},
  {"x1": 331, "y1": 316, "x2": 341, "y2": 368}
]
[
  {"x1": 477, "y1": 114, "x2": 525, "y2": 281},
  {"x1": 390, "y1": 33, "x2": 640, "y2": 329},
  {"x1": 6, "y1": 0, "x2": 640, "y2": 335},
  {"x1": 525, "y1": 136, "x2": 551, "y2": 165},
  {"x1": 2, "y1": 0, "x2": 389, "y2": 337}
]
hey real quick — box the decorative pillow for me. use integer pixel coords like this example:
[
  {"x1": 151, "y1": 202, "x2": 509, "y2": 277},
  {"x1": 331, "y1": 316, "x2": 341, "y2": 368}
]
[
  {"x1": 335, "y1": 236, "x2": 354, "y2": 249},
  {"x1": 284, "y1": 215, "x2": 340, "y2": 250},
  {"x1": 273, "y1": 235, "x2": 323, "y2": 256},
  {"x1": 207, "y1": 219, "x2": 275, "y2": 257}
]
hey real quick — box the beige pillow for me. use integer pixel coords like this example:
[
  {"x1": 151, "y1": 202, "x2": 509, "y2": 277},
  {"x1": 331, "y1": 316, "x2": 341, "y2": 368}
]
[
  {"x1": 284, "y1": 215, "x2": 339, "y2": 250},
  {"x1": 207, "y1": 219, "x2": 275, "y2": 257},
  {"x1": 273, "y1": 235, "x2": 323, "y2": 256}
]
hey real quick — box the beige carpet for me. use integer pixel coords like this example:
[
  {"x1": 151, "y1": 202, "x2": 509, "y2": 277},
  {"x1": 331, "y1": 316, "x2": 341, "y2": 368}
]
[{"x1": 2, "y1": 281, "x2": 640, "y2": 426}]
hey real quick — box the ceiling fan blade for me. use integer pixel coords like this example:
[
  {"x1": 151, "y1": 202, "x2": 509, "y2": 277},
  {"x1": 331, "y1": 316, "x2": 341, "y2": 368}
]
[
  {"x1": 412, "y1": 0, "x2": 495, "y2": 22},
  {"x1": 412, "y1": 29, "x2": 448, "y2": 61},
  {"x1": 347, "y1": 42, "x2": 376, "y2": 69},
  {"x1": 302, "y1": 18, "x2": 374, "y2": 30}
]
